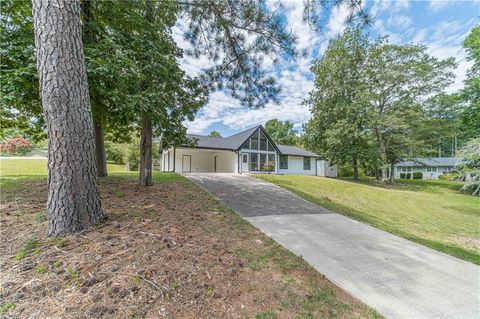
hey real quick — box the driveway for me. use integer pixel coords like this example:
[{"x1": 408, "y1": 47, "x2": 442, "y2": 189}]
[{"x1": 186, "y1": 173, "x2": 480, "y2": 319}]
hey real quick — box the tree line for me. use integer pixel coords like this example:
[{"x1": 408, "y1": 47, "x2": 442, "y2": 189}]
[{"x1": 303, "y1": 26, "x2": 479, "y2": 183}]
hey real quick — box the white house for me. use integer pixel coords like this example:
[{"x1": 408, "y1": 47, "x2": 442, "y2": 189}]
[
  {"x1": 161, "y1": 125, "x2": 336, "y2": 177},
  {"x1": 394, "y1": 157, "x2": 459, "y2": 179}
]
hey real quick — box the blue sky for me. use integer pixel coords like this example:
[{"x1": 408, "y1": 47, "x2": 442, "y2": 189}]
[{"x1": 173, "y1": 0, "x2": 479, "y2": 137}]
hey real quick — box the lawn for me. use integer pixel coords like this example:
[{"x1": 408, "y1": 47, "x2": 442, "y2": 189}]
[
  {"x1": 255, "y1": 175, "x2": 480, "y2": 265},
  {"x1": 0, "y1": 160, "x2": 380, "y2": 318}
]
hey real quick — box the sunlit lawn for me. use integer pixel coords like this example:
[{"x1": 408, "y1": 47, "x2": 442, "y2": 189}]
[
  {"x1": 0, "y1": 159, "x2": 182, "y2": 190},
  {"x1": 256, "y1": 174, "x2": 480, "y2": 265}
]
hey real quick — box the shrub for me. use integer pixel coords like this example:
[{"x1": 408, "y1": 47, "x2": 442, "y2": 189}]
[
  {"x1": 406, "y1": 173, "x2": 411, "y2": 179},
  {"x1": 127, "y1": 145, "x2": 140, "y2": 171},
  {"x1": 400, "y1": 173, "x2": 406, "y2": 179},
  {"x1": 413, "y1": 172, "x2": 423, "y2": 179},
  {"x1": 105, "y1": 141, "x2": 128, "y2": 164},
  {"x1": 0, "y1": 137, "x2": 32, "y2": 155}
]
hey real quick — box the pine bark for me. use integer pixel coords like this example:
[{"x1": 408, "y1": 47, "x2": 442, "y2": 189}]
[
  {"x1": 94, "y1": 121, "x2": 108, "y2": 177},
  {"x1": 139, "y1": 115, "x2": 153, "y2": 186},
  {"x1": 32, "y1": 0, "x2": 104, "y2": 235}
]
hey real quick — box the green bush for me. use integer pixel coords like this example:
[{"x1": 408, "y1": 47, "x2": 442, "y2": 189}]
[
  {"x1": 406, "y1": 173, "x2": 411, "y2": 179},
  {"x1": 400, "y1": 173, "x2": 406, "y2": 179},
  {"x1": 127, "y1": 143, "x2": 140, "y2": 171},
  {"x1": 412, "y1": 172, "x2": 423, "y2": 179},
  {"x1": 105, "y1": 141, "x2": 128, "y2": 164}
]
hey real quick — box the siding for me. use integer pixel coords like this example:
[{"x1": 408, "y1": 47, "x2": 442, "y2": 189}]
[{"x1": 278, "y1": 156, "x2": 316, "y2": 175}]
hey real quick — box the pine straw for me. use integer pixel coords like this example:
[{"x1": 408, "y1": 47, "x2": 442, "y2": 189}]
[{"x1": 0, "y1": 176, "x2": 379, "y2": 319}]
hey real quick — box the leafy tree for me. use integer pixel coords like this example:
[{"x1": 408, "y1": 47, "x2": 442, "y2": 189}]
[
  {"x1": 460, "y1": 24, "x2": 480, "y2": 140},
  {"x1": 364, "y1": 39, "x2": 456, "y2": 181},
  {"x1": 304, "y1": 28, "x2": 376, "y2": 180},
  {"x1": 32, "y1": 0, "x2": 103, "y2": 235},
  {"x1": 0, "y1": 0, "x2": 44, "y2": 141},
  {"x1": 420, "y1": 93, "x2": 463, "y2": 158},
  {"x1": 265, "y1": 119, "x2": 299, "y2": 146},
  {"x1": 208, "y1": 131, "x2": 222, "y2": 138},
  {"x1": 456, "y1": 137, "x2": 480, "y2": 196}
]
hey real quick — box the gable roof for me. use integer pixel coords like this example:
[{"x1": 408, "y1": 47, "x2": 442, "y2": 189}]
[
  {"x1": 396, "y1": 157, "x2": 458, "y2": 167},
  {"x1": 277, "y1": 144, "x2": 319, "y2": 157},
  {"x1": 184, "y1": 125, "x2": 319, "y2": 157}
]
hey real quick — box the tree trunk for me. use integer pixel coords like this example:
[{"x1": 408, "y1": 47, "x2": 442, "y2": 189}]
[
  {"x1": 389, "y1": 160, "x2": 395, "y2": 183},
  {"x1": 32, "y1": 0, "x2": 103, "y2": 235},
  {"x1": 352, "y1": 157, "x2": 359, "y2": 180},
  {"x1": 94, "y1": 120, "x2": 108, "y2": 177},
  {"x1": 375, "y1": 127, "x2": 389, "y2": 182},
  {"x1": 139, "y1": 115, "x2": 153, "y2": 186}
]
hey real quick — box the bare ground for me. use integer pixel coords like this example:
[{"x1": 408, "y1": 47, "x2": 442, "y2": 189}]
[{"x1": 0, "y1": 174, "x2": 379, "y2": 319}]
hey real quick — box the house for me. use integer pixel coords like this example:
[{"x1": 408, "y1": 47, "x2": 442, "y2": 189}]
[
  {"x1": 394, "y1": 157, "x2": 459, "y2": 179},
  {"x1": 161, "y1": 125, "x2": 337, "y2": 176}
]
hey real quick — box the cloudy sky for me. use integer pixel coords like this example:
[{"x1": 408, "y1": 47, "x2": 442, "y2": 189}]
[{"x1": 174, "y1": 0, "x2": 479, "y2": 137}]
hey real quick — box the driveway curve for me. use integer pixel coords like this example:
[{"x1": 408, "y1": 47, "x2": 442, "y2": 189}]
[{"x1": 186, "y1": 173, "x2": 480, "y2": 319}]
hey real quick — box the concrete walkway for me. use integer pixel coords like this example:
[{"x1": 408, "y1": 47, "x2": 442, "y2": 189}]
[{"x1": 186, "y1": 173, "x2": 480, "y2": 319}]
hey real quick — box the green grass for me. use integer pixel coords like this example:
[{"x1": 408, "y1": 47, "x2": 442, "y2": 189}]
[
  {"x1": 256, "y1": 175, "x2": 480, "y2": 265},
  {"x1": 0, "y1": 158, "x2": 183, "y2": 189}
]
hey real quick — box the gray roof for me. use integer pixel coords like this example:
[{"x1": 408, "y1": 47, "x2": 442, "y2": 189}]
[
  {"x1": 396, "y1": 157, "x2": 458, "y2": 167},
  {"x1": 186, "y1": 126, "x2": 258, "y2": 150},
  {"x1": 184, "y1": 125, "x2": 319, "y2": 157},
  {"x1": 277, "y1": 144, "x2": 319, "y2": 157}
]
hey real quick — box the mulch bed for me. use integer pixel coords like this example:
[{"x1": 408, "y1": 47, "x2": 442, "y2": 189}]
[{"x1": 0, "y1": 176, "x2": 377, "y2": 318}]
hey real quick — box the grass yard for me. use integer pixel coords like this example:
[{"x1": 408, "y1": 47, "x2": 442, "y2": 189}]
[
  {"x1": 256, "y1": 175, "x2": 480, "y2": 265},
  {"x1": 0, "y1": 160, "x2": 380, "y2": 318}
]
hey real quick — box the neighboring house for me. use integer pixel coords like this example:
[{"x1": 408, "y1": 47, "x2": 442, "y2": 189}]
[
  {"x1": 161, "y1": 125, "x2": 337, "y2": 176},
  {"x1": 394, "y1": 157, "x2": 459, "y2": 179}
]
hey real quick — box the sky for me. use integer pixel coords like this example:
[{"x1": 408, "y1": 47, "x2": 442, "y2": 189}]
[{"x1": 173, "y1": 0, "x2": 479, "y2": 137}]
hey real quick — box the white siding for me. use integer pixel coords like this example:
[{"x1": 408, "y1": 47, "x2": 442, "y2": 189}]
[
  {"x1": 394, "y1": 165, "x2": 455, "y2": 179},
  {"x1": 278, "y1": 156, "x2": 316, "y2": 175},
  {"x1": 165, "y1": 148, "x2": 237, "y2": 173}
]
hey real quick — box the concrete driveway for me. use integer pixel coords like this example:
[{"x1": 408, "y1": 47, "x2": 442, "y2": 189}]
[{"x1": 186, "y1": 173, "x2": 480, "y2": 319}]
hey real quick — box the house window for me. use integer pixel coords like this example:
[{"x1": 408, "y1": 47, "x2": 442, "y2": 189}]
[
  {"x1": 259, "y1": 154, "x2": 267, "y2": 170},
  {"x1": 259, "y1": 131, "x2": 267, "y2": 150},
  {"x1": 402, "y1": 166, "x2": 412, "y2": 172},
  {"x1": 280, "y1": 155, "x2": 288, "y2": 169},
  {"x1": 250, "y1": 153, "x2": 258, "y2": 171},
  {"x1": 303, "y1": 157, "x2": 311, "y2": 170},
  {"x1": 241, "y1": 139, "x2": 249, "y2": 149},
  {"x1": 427, "y1": 167, "x2": 437, "y2": 172},
  {"x1": 242, "y1": 154, "x2": 248, "y2": 163},
  {"x1": 267, "y1": 154, "x2": 275, "y2": 171},
  {"x1": 251, "y1": 137, "x2": 258, "y2": 150},
  {"x1": 267, "y1": 141, "x2": 275, "y2": 152}
]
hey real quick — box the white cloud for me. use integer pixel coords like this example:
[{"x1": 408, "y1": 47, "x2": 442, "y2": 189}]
[
  {"x1": 429, "y1": 0, "x2": 455, "y2": 11},
  {"x1": 387, "y1": 14, "x2": 412, "y2": 29}
]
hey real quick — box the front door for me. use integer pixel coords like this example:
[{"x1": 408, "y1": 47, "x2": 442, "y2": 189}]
[
  {"x1": 241, "y1": 153, "x2": 249, "y2": 172},
  {"x1": 182, "y1": 155, "x2": 191, "y2": 173}
]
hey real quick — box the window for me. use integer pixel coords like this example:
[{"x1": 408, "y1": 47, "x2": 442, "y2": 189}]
[
  {"x1": 241, "y1": 139, "x2": 249, "y2": 149},
  {"x1": 251, "y1": 137, "x2": 258, "y2": 150},
  {"x1": 266, "y1": 154, "x2": 275, "y2": 171},
  {"x1": 242, "y1": 154, "x2": 248, "y2": 163},
  {"x1": 303, "y1": 157, "x2": 311, "y2": 170},
  {"x1": 402, "y1": 166, "x2": 412, "y2": 172},
  {"x1": 267, "y1": 141, "x2": 275, "y2": 151},
  {"x1": 259, "y1": 154, "x2": 267, "y2": 170},
  {"x1": 280, "y1": 155, "x2": 288, "y2": 169},
  {"x1": 259, "y1": 131, "x2": 267, "y2": 150},
  {"x1": 427, "y1": 167, "x2": 437, "y2": 172},
  {"x1": 250, "y1": 153, "x2": 258, "y2": 171}
]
